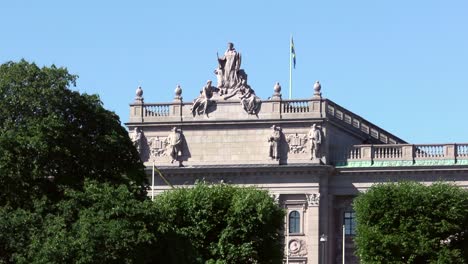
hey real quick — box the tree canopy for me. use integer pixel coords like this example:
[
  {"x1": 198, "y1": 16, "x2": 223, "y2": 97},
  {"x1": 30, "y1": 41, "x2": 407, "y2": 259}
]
[
  {"x1": 0, "y1": 60, "x2": 285, "y2": 264},
  {"x1": 353, "y1": 181, "x2": 468, "y2": 264},
  {"x1": 0, "y1": 180, "x2": 158, "y2": 264},
  {"x1": 0, "y1": 60, "x2": 152, "y2": 263},
  {"x1": 153, "y1": 182, "x2": 285, "y2": 264},
  {"x1": 0, "y1": 60, "x2": 146, "y2": 208}
]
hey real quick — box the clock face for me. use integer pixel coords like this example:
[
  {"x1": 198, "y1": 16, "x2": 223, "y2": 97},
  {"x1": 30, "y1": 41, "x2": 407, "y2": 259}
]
[{"x1": 289, "y1": 239, "x2": 301, "y2": 253}]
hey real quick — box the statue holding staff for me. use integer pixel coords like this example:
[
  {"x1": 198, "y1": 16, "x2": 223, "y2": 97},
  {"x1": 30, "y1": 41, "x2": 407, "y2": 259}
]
[{"x1": 217, "y1": 42, "x2": 242, "y2": 91}]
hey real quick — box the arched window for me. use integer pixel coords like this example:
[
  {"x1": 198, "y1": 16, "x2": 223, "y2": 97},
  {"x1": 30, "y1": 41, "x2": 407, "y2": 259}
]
[
  {"x1": 289, "y1": 211, "x2": 300, "y2": 233},
  {"x1": 344, "y1": 211, "x2": 356, "y2": 235}
]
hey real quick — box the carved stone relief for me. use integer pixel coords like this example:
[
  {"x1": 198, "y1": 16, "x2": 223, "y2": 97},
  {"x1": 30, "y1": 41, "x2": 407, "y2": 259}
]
[
  {"x1": 288, "y1": 239, "x2": 307, "y2": 257},
  {"x1": 306, "y1": 193, "x2": 320, "y2": 207},
  {"x1": 148, "y1": 136, "x2": 166, "y2": 160},
  {"x1": 287, "y1": 133, "x2": 308, "y2": 154}
]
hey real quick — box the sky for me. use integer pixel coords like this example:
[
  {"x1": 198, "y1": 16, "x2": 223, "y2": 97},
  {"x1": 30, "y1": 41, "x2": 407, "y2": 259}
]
[{"x1": 1, "y1": 1, "x2": 467, "y2": 144}]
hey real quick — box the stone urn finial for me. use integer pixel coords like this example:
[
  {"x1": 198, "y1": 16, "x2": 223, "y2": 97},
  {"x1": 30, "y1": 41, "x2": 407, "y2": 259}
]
[
  {"x1": 272, "y1": 82, "x2": 282, "y2": 99},
  {"x1": 174, "y1": 84, "x2": 182, "y2": 101},
  {"x1": 313, "y1": 81, "x2": 322, "y2": 98},
  {"x1": 135, "y1": 86, "x2": 144, "y2": 103}
]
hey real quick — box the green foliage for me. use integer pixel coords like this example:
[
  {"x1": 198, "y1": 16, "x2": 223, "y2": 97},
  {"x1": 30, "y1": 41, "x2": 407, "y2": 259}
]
[
  {"x1": 0, "y1": 60, "x2": 151, "y2": 263},
  {"x1": 153, "y1": 182, "x2": 285, "y2": 264},
  {"x1": 0, "y1": 60, "x2": 285, "y2": 264},
  {"x1": 354, "y1": 181, "x2": 468, "y2": 264},
  {"x1": 0, "y1": 181, "x2": 158, "y2": 264},
  {"x1": 0, "y1": 60, "x2": 146, "y2": 208}
]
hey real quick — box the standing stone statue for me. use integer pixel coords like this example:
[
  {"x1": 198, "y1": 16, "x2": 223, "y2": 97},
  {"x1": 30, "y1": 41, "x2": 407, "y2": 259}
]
[
  {"x1": 130, "y1": 127, "x2": 142, "y2": 153},
  {"x1": 217, "y1": 42, "x2": 242, "y2": 91},
  {"x1": 214, "y1": 65, "x2": 225, "y2": 95},
  {"x1": 166, "y1": 127, "x2": 183, "y2": 163},
  {"x1": 191, "y1": 80, "x2": 216, "y2": 116},
  {"x1": 308, "y1": 124, "x2": 322, "y2": 160},
  {"x1": 268, "y1": 125, "x2": 281, "y2": 160}
]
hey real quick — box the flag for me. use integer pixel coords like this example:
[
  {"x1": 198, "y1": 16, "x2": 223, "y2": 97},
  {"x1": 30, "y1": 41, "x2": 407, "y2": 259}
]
[{"x1": 291, "y1": 36, "x2": 296, "y2": 69}]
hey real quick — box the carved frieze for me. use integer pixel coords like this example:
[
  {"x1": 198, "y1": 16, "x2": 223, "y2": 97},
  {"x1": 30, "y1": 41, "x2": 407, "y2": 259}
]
[{"x1": 288, "y1": 239, "x2": 307, "y2": 257}]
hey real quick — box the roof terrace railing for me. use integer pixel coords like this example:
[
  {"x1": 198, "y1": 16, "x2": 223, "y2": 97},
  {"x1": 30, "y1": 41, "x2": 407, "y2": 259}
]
[
  {"x1": 129, "y1": 97, "x2": 404, "y2": 144},
  {"x1": 339, "y1": 143, "x2": 468, "y2": 166}
]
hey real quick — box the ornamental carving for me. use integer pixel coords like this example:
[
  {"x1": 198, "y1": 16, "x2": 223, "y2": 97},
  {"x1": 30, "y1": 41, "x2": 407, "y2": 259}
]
[
  {"x1": 306, "y1": 193, "x2": 320, "y2": 206},
  {"x1": 287, "y1": 133, "x2": 308, "y2": 154},
  {"x1": 288, "y1": 239, "x2": 307, "y2": 257},
  {"x1": 148, "y1": 136, "x2": 166, "y2": 160}
]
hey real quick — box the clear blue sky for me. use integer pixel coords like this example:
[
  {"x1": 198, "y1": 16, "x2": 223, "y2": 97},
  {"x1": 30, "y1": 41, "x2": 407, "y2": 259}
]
[{"x1": 1, "y1": 1, "x2": 467, "y2": 143}]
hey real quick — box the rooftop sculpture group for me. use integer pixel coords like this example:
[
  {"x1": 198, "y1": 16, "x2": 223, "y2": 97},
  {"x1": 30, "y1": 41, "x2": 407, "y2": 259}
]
[{"x1": 189, "y1": 42, "x2": 261, "y2": 116}]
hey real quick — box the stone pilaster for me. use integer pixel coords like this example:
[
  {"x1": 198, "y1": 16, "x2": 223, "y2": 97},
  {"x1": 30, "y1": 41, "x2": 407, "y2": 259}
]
[{"x1": 307, "y1": 192, "x2": 320, "y2": 264}]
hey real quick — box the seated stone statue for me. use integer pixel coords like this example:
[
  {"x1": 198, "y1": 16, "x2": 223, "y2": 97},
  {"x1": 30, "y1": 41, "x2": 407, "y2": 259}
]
[
  {"x1": 239, "y1": 80, "x2": 261, "y2": 115},
  {"x1": 191, "y1": 80, "x2": 216, "y2": 116}
]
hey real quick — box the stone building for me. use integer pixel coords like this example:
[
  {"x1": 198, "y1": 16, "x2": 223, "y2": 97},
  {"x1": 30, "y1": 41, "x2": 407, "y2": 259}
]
[{"x1": 126, "y1": 44, "x2": 468, "y2": 264}]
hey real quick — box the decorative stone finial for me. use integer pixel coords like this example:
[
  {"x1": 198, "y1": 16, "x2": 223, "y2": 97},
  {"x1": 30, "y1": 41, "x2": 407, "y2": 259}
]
[
  {"x1": 313, "y1": 81, "x2": 322, "y2": 98},
  {"x1": 272, "y1": 82, "x2": 282, "y2": 99},
  {"x1": 174, "y1": 84, "x2": 182, "y2": 101},
  {"x1": 135, "y1": 86, "x2": 144, "y2": 104}
]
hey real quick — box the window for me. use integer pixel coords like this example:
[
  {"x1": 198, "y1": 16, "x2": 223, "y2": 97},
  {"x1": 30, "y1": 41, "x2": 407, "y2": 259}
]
[
  {"x1": 289, "y1": 211, "x2": 300, "y2": 233},
  {"x1": 344, "y1": 211, "x2": 356, "y2": 235}
]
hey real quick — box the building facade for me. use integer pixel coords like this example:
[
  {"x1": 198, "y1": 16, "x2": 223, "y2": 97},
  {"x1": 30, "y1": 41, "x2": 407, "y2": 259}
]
[{"x1": 126, "y1": 44, "x2": 468, "y2": 264}]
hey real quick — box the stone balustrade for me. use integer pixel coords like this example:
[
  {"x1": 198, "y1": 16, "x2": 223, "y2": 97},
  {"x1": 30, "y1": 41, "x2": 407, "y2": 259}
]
[
  {"x1": 324, "y1": 101, "x2": 399, "y2": 144},
  {"x1": 338, "y1": 143, "x2": 468, "y2": 167},
  {"x1": 143, "y1": 103, "x2": 171, "y2": 117},
  {"x1": 282, "y1": 99, "x2": 310, "y2": 113},
  {"x1": 128, "y1": 97, "x2": 405, "y2": 146}
]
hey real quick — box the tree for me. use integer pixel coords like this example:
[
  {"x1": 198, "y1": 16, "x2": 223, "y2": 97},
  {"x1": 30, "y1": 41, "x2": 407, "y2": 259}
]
[
  {"x1": 0, "y1": 60, "x2": 285, "y2": 264},
  {"x1": 353, "y1": 181, "x2": 468, "y2": 264},
  {"x1": 0, "y1": 60, "x2": 152, "y2": 263},
  {"x1": 153, "y1": 182, "x2": 285, "y2": 264},
  {"x1": 0, "y1": 60, "x2": 147, "y2": 208}
]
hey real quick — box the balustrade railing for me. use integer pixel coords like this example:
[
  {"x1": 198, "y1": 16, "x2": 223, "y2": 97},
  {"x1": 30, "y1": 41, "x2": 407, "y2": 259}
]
[
  {"x1": 282, "y1": 100, "x2": 310, "y2": 113},
  {"x1": 347, "y1": 146, "x2": 361, "y2": 160},
  {"x1": 144, "y1": 104, "x2": 171, "y2": 117},
  {"x1": 415, "y1": 145, "x2": 444, "y2": 158},
  {"x1": 458, "y1": 144, "x2": 468, "y2": 158},
  {"x1": 338, "y1": 143, "x2": 468, "y2": 166},
  {"x1": 374, "y1": 145, "x2": 403, "y2": 159}
]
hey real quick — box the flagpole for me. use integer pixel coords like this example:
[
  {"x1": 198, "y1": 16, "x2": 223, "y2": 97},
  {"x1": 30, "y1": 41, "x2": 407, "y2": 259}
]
[
  {"x1": 151, "y1": 161, "x2": 155, "y2": 201},
  {"x1": 286, "y1": 210, "x2": 289, "y2": 264},
  {"x1": 289, "y1": 35, "x2": 292, "y2": 100},
  {"x1": 342, "y1": 225, "x2": 346, "y2": 264}
]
